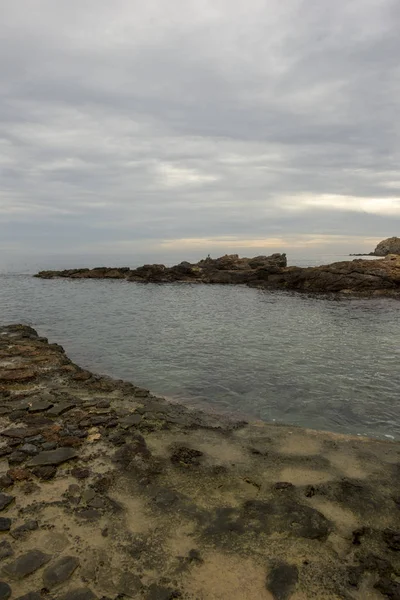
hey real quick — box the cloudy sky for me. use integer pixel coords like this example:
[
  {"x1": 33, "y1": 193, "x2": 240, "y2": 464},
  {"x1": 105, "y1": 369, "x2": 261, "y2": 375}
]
[{"x1": 1, "y1": 0, "x2": 399, "y2": 269}]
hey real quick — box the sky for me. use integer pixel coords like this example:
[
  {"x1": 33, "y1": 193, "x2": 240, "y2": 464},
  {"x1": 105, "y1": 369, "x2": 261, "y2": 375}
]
[{"x1": 1, "y1": 0, "x2": 400, "y2": 269}]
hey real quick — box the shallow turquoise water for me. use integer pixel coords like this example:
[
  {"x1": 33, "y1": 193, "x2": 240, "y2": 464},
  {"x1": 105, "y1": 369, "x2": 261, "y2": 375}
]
[{"x1": 1, "y1": 274, "x2": 399, "y2": 439}]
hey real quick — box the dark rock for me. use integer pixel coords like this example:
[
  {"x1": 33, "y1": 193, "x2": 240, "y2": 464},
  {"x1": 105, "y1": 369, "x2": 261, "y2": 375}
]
[
  {"x1": 75, "y1": 509, "x2": 100, "y2": 521},
  {"x1": 352, "y1": 527, "x2": 368, "y2": 545},
  {"x1": 153, "y1": 489, "x2": 180, "y2": 509},
  {"x1": 0, "y1": 476, "x2": 13, "y2": 489},
  {"x1": 42, "y1": 555, "x2": 80, "y2": 588},
  {"x1": 7, "y1": 467, "x2": 31, "y2": 482},
  {"x1": 0, "y1": 540, "x2": 13, "y2": 561},
  {"x1": 58, "y1": 588, "x2": 97, "y2": 600},
  {"x1": 108, "y1": 431, "x2": 126, "y2": 446},
  {"x1": 0, "y1": 518, "x2": 11, "y2": 532},
  {"x1": 31, "y1": 466, "x2": 57, "y2": 481},
  {"x1": 113, "y1": 435, "x2": 151, "y2": 469},
  {"x1": 267, "y1": 562, "x2": 299, "y2": 600},
  {"x1": 96, "y1": 400, "x2": 110, "y2": 408},
  {"x1": 2, "y1": 428, "x2": 40, "y2": 439},
  {"x1": 28, "y1": 447, "x2": 77, "y2": 467},
  {"x1": 304, "y1": 485, "x2": 316, "y2": 498},
  {"x1": 87, "y1": 497, "x2": 107, "y2": 509},
  {"x1": 146, "y1": 583, "x2": 181, "y2": 600},
  {"x1": 170, "y1": 446, "x2": 203, "y2": 467},
  {"x1": 71, "y1": 468, "x2": 90, "y2": 479},
  {"x1": 0, "y1": 447, "x2": 11, "y2": 458},
  {"x1": 384, "y1": 529, "x2": 400, "y2": 552},
  {"x1": 47, "y1": 402, "x2": 76, "y2": 416},
  {"x1": 360, "y1": 553, "x2": 393, "y2": 576},
  {"x1": 2, "y1": 549, "x2": 51, "y2": 579},
  {"x1": 117, "y1": 571, "x2": 143, "y2": 595},
  {"x1": 0, "y1": 493, "x2": 14, "y2": 511},
  {"x1": 374, "y1": 576, "x2": 400, "y2": 599},
  {"x1": 28, "y1": 400, "x2": 53, "y2": 413},
  {"x1": 11, "y1": 520, "x2": 38, "y2": 540},
  {"x1": 119, "y1": 413, "x2": 143, "y2": 428},
  {"x1": 347, "y1": 565, "x2": 364, "y2": 588},
  {"x1": 41, "y1": 442, "x2": 57, "y2": 451},
  {"x1": 20, "y1": 443, "x2": 39, "y2": 456},
  {"x1": 0, "y1": 582, "x2": 11, "y2": 600},
  {"x1": 8, "y1": 451, "x2": 26, "y2": 465},
  {"x1": 15, "y1": 593, "x2": 43, "y2": 600}
]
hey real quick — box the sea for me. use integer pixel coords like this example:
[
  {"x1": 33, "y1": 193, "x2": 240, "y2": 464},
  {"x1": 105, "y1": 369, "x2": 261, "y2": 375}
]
[{"x1": 1, "y1": 253, "x2": 399, "y2": 440}]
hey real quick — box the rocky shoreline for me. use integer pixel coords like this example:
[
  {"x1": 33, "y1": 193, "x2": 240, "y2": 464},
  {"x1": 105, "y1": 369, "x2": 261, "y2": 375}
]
[
  {"x1": 35, "y1": 253, "x2": 400, "y2": 297},
  {"x1": 0, "y1": 325, "x2": 399, "y2": 599}
]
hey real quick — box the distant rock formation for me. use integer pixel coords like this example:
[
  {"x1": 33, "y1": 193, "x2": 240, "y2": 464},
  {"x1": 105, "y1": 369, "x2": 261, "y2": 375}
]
[
  {"x1": 34, "y1": 252, "x2": 400, "y2": 296},
  {"x1": 373, "y1": 237, "x2": 400, "y2": 256}
]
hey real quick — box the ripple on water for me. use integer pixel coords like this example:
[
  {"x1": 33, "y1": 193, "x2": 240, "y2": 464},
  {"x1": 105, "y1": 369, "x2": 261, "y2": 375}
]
[{"x1": 0, "y1": 274, "x2": 399, "y2": 439}]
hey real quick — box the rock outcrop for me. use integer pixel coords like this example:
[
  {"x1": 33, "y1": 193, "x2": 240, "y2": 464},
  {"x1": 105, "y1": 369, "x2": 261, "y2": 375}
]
[
  {"x1": 0, "y1": 325, "x2": 399, "y2": 598},
  {"x1": 35, "y1": 253, "x2": 400, "y2": 296},
  {"x1": 374, "y1": 236, "x2": 400, "y2": 256}
]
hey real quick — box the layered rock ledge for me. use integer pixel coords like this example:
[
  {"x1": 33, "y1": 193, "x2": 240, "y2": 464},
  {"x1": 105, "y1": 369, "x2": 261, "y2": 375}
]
[
  {"x1": 35, "y1": 253, "x2": 400, "y2": 296},
  {"x1": 0, "y1": 325, "x2": 399, "y2": 599}
]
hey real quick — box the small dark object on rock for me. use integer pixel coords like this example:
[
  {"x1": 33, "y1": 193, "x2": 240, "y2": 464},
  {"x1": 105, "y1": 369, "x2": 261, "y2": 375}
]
[
  {"x1": 0, "y1": 582, "x2": 11, "y2": 600},
  {"x1": 42, "y1": 555, "x2": 80, "y2": 588},
  {"x1": 0, "y1": 493, "x2": 14, "y2": 511},
  {"x1": 71, "y1": 468, "x2": 90, "y2": 479},
  {"x1": 31, "y1": 466, "x2": 57, "y2": 481},
  {"x1": 2, "y1": 549, "x2": 51, "y2": 579},
  {"x1": 170, "y1": 447, "x2": 203, "y2": 467},
  {"x1": 352, "y1": 527, "x2": 368, "y2": 546},
  {"x1": 0, "y1": 518, "x2": 12, "y2": 532},
  {"x1": 274, "y1": 482, "x2": 294, "y2": 491},
  {"x1": 188, "y1": 549, "x2": 203, "y2": 563},
  {"x1": 304, "y1": 485, "x2": 316, "y2": 498},
  {"x1": 266, "y1": 562, "x2": 299, "y2": 600},
  {"x1": 11, "y1": 520, "x2": 39, "y2": 540},
  {"x1": 0, "y1": 540, "x2": 13, "y2": 561}
]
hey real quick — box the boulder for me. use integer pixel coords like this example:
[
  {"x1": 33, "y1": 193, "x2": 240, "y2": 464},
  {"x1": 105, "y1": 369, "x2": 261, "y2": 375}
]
[{"x1": 374, "y1": 236, "x2": 400, "y2": 256}]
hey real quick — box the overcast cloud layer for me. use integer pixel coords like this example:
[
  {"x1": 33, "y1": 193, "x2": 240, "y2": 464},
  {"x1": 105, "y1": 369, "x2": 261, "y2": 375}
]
[{"x1": 1, "y1": 0, "x2": 400, "y2": 268}]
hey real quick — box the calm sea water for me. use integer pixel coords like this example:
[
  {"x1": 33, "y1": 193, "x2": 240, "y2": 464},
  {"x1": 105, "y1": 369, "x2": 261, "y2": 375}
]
[{"x1": 1, "y1": 260, "x2": 399, "y2": 440}]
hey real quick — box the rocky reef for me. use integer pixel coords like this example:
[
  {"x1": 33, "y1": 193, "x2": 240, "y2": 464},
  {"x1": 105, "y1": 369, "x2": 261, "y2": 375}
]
[
  {"x1": 0, "y1": 325, "x2": 399, "y2": 599},
  {"x1": 35, "y1": 253, "x2": 400, "y2": 296}
]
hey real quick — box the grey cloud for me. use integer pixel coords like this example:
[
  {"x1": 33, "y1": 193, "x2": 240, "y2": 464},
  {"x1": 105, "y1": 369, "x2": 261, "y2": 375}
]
[{"x1": 1, "y1": 0, "x2": 399, "y2": 268}]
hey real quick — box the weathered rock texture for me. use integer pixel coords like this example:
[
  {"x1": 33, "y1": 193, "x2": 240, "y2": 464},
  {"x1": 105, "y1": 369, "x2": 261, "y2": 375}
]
[
  {"x1": 374, "y1": 236, "x2": 400, "y2": 256},
  {"x1": 0, "y1": 325, "x2": 399, "y2": 599},
  {"x1": 34, "y1": 253, "x2": 400, "y2": 296}
]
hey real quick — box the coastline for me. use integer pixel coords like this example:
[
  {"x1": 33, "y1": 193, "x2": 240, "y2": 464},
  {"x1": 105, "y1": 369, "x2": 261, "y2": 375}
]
[
  {"x1": 34, "y1": 253, "x2": 400, "y2": 298},
  {"x1": 0, "y1": 325, "x2": 399, "y2": 599}
]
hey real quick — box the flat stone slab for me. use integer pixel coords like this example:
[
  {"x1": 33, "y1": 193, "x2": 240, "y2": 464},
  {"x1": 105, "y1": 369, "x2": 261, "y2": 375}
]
[
  {"x1": 43, "y1": 555, "x2": 80, "y2": 588},
  {"x1": 11, "y1": 520, "x2": 38, "y2": 540},
  {"x1": 47, "y1": 402, "x2": 76, "y2": 416},
  {"x1": 0, "y1": 519, "x2": 11, "y2": 532},
  {"x1": 2, "y1": 549, "x2": 51, "y2": 579},
  {"x1": 27, "y1": 447, "x2": 77, "y2": 467},
  {"x1": 28, "y1": 400, "x2": 54, "y2": 412},
  {"x1": 59, "y1": 589, "x2": 97, "y2": 600},
  {"x1": 0, "y1": 494, "x2": 14, "y2": 511}
]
